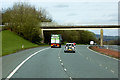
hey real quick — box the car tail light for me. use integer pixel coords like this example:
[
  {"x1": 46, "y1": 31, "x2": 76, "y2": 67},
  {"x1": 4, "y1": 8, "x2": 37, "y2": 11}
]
[
  {"x1": 57, "y1": 44, "x2": 59, "y2": 47},
  {"x1": 51, "y1": 44, "x2": 54, "y2": 46}
]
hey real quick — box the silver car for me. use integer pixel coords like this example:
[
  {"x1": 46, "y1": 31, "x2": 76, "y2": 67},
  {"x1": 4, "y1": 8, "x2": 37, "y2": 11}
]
[{"x1": 64, "y1": 43, "x2": 75, "y2": 53}]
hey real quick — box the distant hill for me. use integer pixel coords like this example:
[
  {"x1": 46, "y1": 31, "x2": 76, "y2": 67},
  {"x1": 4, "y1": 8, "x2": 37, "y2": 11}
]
[{"x1": 95, "y1": 34, "x2": 119, "y2": 41}]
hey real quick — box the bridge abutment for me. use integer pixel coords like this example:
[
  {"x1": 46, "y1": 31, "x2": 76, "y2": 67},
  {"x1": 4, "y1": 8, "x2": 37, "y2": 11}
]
[{"x1": 41, "y1": 29, "x2": 44, "y2": 43}]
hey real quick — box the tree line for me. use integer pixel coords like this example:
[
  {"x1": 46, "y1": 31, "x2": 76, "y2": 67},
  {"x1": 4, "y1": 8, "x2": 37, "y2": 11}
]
[
  {"x1": 2, "y1": 2, "x2": 52, "y2": 44},
  {"x1": 44, "y1": 30, "x2": 98, "y2": 44},
  {"x1": 2, "y1": 2, "x2": 98, "y2": 45}
]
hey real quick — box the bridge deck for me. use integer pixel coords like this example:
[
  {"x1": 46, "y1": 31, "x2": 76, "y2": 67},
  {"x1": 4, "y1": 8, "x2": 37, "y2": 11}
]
[{"x1": 40, "y1": 25, "x2": 120, "y2": 29}]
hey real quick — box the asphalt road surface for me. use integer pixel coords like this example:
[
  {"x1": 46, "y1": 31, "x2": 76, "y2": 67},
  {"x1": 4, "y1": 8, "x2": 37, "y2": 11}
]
[{"x1": 2, "y1": 45, "x2": 119, "y2": 79}]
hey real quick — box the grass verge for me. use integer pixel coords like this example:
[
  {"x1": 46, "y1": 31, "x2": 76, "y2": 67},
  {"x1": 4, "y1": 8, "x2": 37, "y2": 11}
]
[{"x1": 2, "y1": 30, "x2": 49, "y2": 56}]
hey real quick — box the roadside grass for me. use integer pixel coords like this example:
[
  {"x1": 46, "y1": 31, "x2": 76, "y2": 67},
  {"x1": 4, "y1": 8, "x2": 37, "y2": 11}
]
[
  {"x1": 2, "y1": 30, "x2": 48, "y2": 56},
  {"x1": 0, "y1": 26, "x2": 2, "y2": 30}
]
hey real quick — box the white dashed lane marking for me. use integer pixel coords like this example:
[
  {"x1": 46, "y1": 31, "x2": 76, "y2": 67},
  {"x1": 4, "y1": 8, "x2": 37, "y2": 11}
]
[
  {"x1": 64, "y1": 68, "x2": 67, "y2": 72},
  {"x1": 99, "y1": 64, "x2": 102, "y2": 67},
  {"x1": 105, "y1": 67, "x2": 108, "y2": 69},
  {"x1": 61, "y1": 63, "x2": 64, "y2": 65},
  {"x1": 70, "y1": 77, "x2": 72, "y2": 80},
  {"x1": 58, "y1": 57, "x2": 60, "y2": 59},
  {"x1": 111, "y1": 70, "x2": 115, "y2": 74},
  {"x1": 86, "y1": 57, "x2": 88, "y2": 60},
  {"x1": 58, "y1": 48, "x2": 72, "y2": 80}
]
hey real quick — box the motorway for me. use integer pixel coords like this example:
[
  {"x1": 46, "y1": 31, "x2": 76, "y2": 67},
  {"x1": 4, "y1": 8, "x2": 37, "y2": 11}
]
[{"x1": 2, "y1": 45, "x2": 119, "y2": 80}]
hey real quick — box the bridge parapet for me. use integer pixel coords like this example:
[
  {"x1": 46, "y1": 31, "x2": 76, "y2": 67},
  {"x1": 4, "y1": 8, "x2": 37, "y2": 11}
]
[{"x1": 41, "y1": 25, "x2": 120, "y2": 29}]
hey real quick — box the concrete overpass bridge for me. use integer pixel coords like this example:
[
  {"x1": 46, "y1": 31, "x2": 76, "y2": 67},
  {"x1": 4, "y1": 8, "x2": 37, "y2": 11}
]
[{"x1": 40, "y1": 23, "x2": 120, "y2": 46}]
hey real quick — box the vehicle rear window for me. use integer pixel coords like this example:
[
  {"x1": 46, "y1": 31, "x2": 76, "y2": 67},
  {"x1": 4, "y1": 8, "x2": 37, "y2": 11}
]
[{"x1": 66, "y1": 44, "x2": 74, "y2": 46}]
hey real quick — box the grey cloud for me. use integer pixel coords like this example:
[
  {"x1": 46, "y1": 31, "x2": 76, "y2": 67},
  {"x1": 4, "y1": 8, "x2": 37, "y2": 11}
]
[
  {"x1": 54, "y1": 4, "x2": 69, "y2": 8},
  {"x1": 67, "y1": 13, "x2": 78, "y2": 16},
  {"x1": 101, "y1": 13, "x2": 117, "y2": 21},
  {"x1": 107, "y1": 14, "x2": 118, "y2": 21}
]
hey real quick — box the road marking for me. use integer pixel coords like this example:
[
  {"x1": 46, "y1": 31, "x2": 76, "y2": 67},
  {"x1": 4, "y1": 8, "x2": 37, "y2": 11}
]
[
  {"x1": 76, "y1": 50, "x2": 83, "y2": 56},
  {"x1": 79, "y1": 53, "x2": 82, "y2": 55},
  {"x1": 58, "y1": 48, "x2": 72, "y2": 80},
  {"x1": 89, "y1": 58, "x2": 91, "y2": 62},
  {"x1": 87, "y1": 46, "x2": 119, "y2": 61},
  {"x1": 64, "y1": 68, "x2": 67, "y2": 72},
  {"x1": 86, "y1": 57, "x2": 88, "y2": 60},
  {"x1": 99, "y1": 64, "x2": 102, "y2": 67},
  {"x1": 70, "y1": 77, "x2": 72, "y2": 80},
  {"x1": 111, "y1": 70, "x2": 114, "y2": 73},
  {"x1": 61, "y1": 63, "x2": 64, "y2": 65},
  {"x1": 5, "y1": 47, "x2": 50, "y2": 80},
  {"x1": 105, "y1": 67, "x2": 108, "y2": 69}
]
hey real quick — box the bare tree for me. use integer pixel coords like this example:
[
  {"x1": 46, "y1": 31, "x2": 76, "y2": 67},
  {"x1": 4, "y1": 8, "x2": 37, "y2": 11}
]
[{"x1": 2, "y1": 2, "x2": 52, "y2": 43}]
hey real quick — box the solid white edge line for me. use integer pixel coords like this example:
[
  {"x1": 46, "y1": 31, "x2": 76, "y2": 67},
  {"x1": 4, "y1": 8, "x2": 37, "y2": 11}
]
[
  {"x1": 87, "y1": 46, "x2": 120, "y2": 61},
  {"x1": 5, "y1": 47, "x2": 50, "y2": 80}
]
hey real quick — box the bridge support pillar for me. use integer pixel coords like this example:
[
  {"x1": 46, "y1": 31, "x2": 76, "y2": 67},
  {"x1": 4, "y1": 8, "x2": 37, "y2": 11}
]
[
  {"x1": 41, "y1": 29, "x2": 44, "y2": 43},
  {"x1": 100, "y1": 29, "x2": 103, "y2": 47}
]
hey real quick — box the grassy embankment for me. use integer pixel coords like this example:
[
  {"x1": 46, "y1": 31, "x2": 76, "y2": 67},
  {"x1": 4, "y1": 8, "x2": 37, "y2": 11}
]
[
  {"x1": 0, "y1": 26, "x2": 2, "y2": 31},
  {"x1": 2, "y1": 30, "x2": 47, "y2": 56}
]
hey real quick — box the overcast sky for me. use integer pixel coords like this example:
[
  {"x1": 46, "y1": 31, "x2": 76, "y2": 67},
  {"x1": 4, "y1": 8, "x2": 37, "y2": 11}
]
[{"x1": 1, "y1": 0, "x2": 119, "y2": 36}]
